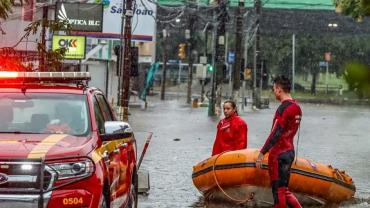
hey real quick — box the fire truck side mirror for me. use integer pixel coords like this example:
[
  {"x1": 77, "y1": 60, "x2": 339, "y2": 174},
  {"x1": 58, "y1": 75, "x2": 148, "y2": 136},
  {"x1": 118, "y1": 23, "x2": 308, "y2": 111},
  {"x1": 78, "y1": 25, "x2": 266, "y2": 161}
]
[{"x1": 101, "y1": 121, "x2": 133, "y2": 141}]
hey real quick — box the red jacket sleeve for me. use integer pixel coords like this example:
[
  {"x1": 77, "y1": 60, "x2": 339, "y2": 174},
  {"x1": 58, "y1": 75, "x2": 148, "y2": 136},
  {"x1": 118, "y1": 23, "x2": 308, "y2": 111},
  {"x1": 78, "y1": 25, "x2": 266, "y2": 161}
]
[
  {"x1": 212, "y1": 122, "x2": 222, "y2": 156},
  {"x1": 231, "y1": 119, "x2": 248, "y2": 150},
  {"x1": 260, "y1": 118, "x2": 283, "y2": 154}
]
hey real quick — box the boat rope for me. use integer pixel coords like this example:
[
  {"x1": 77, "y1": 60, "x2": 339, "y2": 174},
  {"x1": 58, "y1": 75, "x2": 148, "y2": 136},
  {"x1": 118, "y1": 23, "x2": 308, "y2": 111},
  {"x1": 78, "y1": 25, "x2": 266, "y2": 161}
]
[{"x1": 212, "y1": 151, "x2": 253, "y2": 204}]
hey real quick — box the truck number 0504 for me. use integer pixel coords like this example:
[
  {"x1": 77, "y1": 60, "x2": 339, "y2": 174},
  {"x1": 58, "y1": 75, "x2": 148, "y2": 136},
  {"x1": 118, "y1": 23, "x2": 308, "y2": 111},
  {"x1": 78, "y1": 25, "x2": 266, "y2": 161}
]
[{"x1": 62, "y1": 197, "x2": 83, "y2": 205}]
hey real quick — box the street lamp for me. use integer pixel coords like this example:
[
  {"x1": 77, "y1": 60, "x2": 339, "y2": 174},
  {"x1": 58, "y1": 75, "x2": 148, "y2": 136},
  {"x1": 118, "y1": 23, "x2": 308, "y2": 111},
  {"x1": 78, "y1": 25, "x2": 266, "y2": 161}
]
[
  {"x1": 328, "y1": 23, "x2": 338, "y2": 28},
  {"x1": 175, "y1": 18, "x2": 181, "y2": 23}
]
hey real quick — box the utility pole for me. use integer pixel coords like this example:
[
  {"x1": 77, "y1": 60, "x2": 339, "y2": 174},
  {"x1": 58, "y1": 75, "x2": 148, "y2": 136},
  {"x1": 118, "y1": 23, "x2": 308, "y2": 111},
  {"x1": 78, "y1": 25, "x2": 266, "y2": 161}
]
[
  {"x1": 201, "y1": 22, "x2": 210, "y2": 103},
  {"x1": 161, "y1": 28, "x2": 168, "y2": 100},
  {"x1": 253, "y1": 0, "x2": 261, "y2": 109},
  {"x1": 232, "y1": 0, "x2": 245, "y2": 101},
  {"x1": 117, "y1": 2, "x2": 125, "y2": 107},
  {"x1": 186, "y1": 0, "x2": 196, "y2": 104},
  {"x1": 186, "y1": 25, "x2": 194, "y2": 104},
  {"x1": 215, "y1": 0, "x2": 227, "y2": 114},
  {"x1": 242, "y1": 28, "x2": 249, "y2": 111},
  {"x1": 120, "y1": 0, "x2": 133, "y2": 121},
  {"x1": 40, "y1": 5, "x2": 48, "y2": 72},
  {"x1": 185, "y1": 27, "x2": 193, "y2": 104},
  {"x1": 208, "y1": 12, "x2": 218, "y2": 116},
  {"x1": 326, "y1": 61, "x2": 329, "y2": 94}
]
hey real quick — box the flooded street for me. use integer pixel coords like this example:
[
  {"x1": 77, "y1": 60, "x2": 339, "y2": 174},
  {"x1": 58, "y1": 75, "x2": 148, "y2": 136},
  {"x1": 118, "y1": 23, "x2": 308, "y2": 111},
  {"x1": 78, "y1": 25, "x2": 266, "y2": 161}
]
[
  {"x1": 130, "y1": 98, "x2": 370, "y2": 208},
  {"x1": 3, "y1": 0, "x2": 370, "y2": 207}
]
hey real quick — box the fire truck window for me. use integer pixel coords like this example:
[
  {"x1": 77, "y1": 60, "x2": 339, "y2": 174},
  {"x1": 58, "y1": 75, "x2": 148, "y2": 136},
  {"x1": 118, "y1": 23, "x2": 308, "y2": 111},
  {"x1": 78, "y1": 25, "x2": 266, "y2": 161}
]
[
  {"x1": 93, "y1": 97, "x2": 105, "y2": 134},
  {"x1": 0, "y1": 93, "x2": 90, "y2": 136},
  {"x1": 95, "y1": 94, "x2": 114, "y2": 121},
  {"x1": 0, "y1": 103, "x2": 13, "y2": 130}
]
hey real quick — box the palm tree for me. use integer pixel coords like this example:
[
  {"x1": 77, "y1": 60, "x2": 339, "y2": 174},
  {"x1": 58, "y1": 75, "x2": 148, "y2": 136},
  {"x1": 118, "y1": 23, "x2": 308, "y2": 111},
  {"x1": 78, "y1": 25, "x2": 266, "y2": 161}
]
[
  {"x1": 0, "y1": 0, "x2": 28, "y2": 20},
  {"x1": 0, "y1": 0, "x2": 13, "y2": 20}
]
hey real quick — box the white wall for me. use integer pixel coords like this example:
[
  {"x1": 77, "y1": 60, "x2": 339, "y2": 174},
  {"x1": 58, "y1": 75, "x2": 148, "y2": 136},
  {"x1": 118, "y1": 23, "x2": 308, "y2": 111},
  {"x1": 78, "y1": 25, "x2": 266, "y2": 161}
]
[
  {"x1": 83, "y1": 60, "x2": 119, "y2": 104},
  {"x1": 0, "y1": 4, "x2": 42, "y2": 51},
  {"x1": 86, "y1": 61, "x2": 107, "y2": 93}
]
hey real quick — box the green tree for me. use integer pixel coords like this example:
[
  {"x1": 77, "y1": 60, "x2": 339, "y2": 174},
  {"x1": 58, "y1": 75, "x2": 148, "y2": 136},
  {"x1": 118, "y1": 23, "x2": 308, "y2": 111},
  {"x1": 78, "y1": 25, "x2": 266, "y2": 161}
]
[
  {"x1": 260, "y1": 33, "x2": 370, "y2": 95},
  {"x1": 335, "y1": 0, "x2": 370, "y2": 99},
  {"x1": 335, "y1": 0, "x2": 370, "y2": 19},
  {"x1": 344, "y1": 62, "x2": 370, "y2": 98},
  {"x1": 261, "y1": 35, "x2": 292, "y2": 76},
  {"x1": 22, "y1": 19, "x2": 71, "y2": 70},
  {"x1": 0, "y1": 1, "x2": 71, "y2": 71},
  {"x1": 0, "y1": 0, "x2": 16, "y2": 19}
]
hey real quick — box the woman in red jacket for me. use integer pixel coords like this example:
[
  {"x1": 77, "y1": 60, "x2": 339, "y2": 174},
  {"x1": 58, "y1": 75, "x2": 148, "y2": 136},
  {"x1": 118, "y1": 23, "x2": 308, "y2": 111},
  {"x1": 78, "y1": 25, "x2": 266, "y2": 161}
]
[{"x1": 212, "y1": 100, "x2": 248, "y2": 156}]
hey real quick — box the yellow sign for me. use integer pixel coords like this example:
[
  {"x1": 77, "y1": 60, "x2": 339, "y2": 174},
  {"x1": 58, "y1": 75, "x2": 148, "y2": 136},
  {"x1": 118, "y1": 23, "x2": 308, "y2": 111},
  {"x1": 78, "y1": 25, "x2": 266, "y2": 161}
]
[{"x1": 52, "y1": 35, "x2": 86, "y2": 59}]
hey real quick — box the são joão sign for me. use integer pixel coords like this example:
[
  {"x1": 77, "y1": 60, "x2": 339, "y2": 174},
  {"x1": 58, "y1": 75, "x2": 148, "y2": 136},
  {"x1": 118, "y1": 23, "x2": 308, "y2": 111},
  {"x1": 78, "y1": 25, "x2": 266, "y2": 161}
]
[
  {"x1": 52, "y1": 35, "x2": 86, "y2": 60},
  {"x1": 55, "y1": 2, "x2": 103, "y2": 32},
  {"x1": 103, "y1": 0, "x2": 156, "y2": 41}
]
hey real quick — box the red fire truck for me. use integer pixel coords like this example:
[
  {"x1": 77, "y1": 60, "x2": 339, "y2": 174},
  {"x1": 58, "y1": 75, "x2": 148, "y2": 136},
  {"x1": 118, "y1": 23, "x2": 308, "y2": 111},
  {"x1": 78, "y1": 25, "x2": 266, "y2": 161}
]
[{"x1": 0, "y1": 71, "x2": 138, "y2": 208}]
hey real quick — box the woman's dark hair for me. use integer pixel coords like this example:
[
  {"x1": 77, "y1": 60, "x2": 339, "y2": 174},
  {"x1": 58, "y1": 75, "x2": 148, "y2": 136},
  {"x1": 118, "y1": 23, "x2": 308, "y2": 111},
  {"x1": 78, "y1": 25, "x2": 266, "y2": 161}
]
[
  {"x1": 224, "y1": 100, "x2": 238, "y2": 115},
  {"x1": 273, "y1": 75, "x2": 291, "y2": 93}
]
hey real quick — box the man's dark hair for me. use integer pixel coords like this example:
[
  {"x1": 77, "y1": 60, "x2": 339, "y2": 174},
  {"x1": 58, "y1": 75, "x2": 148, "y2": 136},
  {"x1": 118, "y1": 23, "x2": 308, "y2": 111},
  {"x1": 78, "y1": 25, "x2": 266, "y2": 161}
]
[{"x1": 273, "y1": 75, "x2": 291, "y2": 93}]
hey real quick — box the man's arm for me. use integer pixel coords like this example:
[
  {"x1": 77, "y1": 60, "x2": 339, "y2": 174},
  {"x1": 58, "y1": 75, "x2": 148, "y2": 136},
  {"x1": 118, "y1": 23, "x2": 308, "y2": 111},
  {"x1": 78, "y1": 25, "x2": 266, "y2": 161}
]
[
  {"x1": 256, "y1": 103, "x2": 293, "y2": 168},
  {"x1": 256, "y1": 118, "x2": 284, "y2": 168},
  {"x1": 260, "y1": 101, "x2": 293, "y2": 154},
  {"x1": 260, "y1": 118, "x2": 284, "y2": 155}
]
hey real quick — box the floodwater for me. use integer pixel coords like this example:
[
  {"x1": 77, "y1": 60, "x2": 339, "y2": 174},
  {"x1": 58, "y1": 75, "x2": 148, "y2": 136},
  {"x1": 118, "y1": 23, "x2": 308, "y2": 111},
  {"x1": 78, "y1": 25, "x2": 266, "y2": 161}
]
[{"x1": 130, "y1": 97, "x2": 370, "y2": 208}]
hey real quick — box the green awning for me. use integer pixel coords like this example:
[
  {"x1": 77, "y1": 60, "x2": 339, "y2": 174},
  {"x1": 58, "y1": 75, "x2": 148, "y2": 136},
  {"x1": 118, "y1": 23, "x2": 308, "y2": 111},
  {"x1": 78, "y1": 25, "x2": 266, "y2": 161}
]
[{"x1": 157, "y1": 0, "x2": 335, "y2": 10}]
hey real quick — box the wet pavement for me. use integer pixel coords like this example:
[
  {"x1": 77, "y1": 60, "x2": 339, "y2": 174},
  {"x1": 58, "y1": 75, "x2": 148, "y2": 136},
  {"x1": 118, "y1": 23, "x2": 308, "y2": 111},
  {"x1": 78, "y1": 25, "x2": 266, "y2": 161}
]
[{"x1": 129, "y1": 96, "x2": 370, "y2": 208}]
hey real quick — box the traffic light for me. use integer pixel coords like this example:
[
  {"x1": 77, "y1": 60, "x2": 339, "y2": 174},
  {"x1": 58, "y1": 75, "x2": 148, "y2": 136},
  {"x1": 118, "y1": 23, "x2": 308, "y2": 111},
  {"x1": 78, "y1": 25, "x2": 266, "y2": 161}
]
[
  {"x1": 178, "y1": 43, "x2": 186, "y2": 60},
  {"x1": 244, "y1": 68, "x2": 252, "y2": 80},
  {"x1": 207, "y1": 64, "x2": 213, "y2": 72}
]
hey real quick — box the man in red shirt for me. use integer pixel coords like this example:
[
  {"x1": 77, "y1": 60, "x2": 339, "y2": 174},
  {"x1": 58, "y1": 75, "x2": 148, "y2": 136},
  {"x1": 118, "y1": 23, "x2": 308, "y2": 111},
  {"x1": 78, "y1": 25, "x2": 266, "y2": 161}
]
[
  {"x1": 256, "y1": 76, "x2": 302, "y2": 208},
  {"x1": 212, "y1": 100, "x2": 248, "y2": 156}
]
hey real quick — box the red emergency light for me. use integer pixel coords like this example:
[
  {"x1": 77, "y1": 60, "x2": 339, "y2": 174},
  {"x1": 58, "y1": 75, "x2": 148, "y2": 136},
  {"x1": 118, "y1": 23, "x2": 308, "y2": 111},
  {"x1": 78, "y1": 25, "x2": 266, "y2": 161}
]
[
  {"x1": 0, "y1": 71, "x2": 91, "y2": 83},
  {"x1": 0, "y1": 71, "x2": 18, "y2": 78}
]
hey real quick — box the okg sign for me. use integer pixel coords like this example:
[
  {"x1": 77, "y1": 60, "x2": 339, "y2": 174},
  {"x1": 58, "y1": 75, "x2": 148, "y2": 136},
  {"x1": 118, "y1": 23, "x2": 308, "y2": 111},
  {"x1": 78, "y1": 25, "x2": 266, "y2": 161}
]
[
  {"x1": 56, "y1": 2, "x2": 103, "y2": 32},
  {"x1": 52, "y1": 35, "x2": 86, "y2": 60}
]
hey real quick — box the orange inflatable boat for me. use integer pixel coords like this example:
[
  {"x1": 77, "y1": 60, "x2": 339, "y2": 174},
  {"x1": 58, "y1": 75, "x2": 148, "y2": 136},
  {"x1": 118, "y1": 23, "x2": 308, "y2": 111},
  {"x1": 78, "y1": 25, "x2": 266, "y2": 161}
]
[{"x1": 192, "y1": 149, "x2": 355, "y2": 206}]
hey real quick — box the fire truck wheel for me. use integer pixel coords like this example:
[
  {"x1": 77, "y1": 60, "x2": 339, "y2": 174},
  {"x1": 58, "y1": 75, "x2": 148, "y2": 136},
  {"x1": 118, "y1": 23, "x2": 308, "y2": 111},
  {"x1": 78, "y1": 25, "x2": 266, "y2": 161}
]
[{"x1": 127, "y1": 171, "x2": 138, "y2": 208}]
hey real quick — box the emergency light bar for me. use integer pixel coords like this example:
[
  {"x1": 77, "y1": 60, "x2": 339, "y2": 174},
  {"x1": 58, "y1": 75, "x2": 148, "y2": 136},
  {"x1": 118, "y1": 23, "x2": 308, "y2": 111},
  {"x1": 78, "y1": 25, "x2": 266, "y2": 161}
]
[{"x1": 0, "y1": 71, "x2": 91, "y2": 82}]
